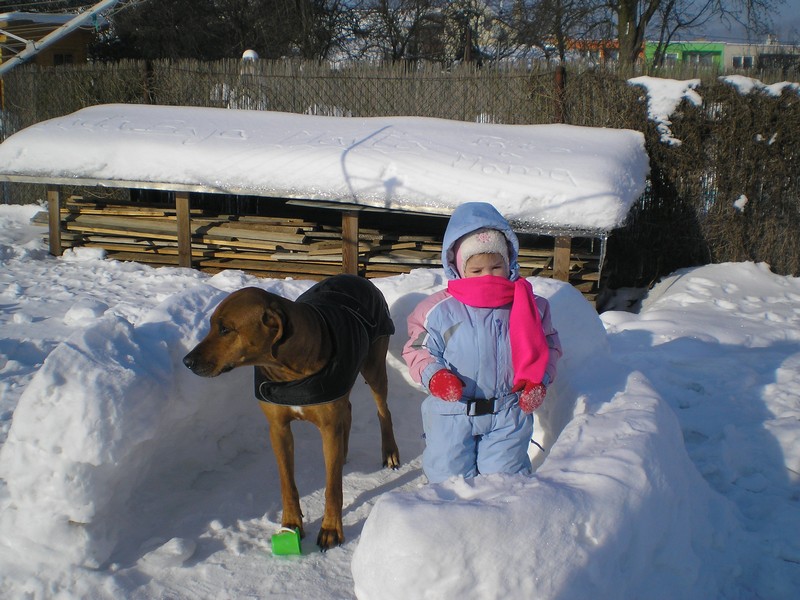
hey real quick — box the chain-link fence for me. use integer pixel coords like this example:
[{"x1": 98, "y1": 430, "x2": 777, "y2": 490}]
[{"x1": 1, "y1": 59, "x2": 798, "y2": 285}]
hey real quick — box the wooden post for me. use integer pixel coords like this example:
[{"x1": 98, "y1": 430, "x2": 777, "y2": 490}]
[
  {"x1": 341, "y1": 210, "x2": 359, "y2": 275},
  {"x1": 47, "y1": 188, "x2": 62, "y2": 257},
  {"x1": 553, "y1": 236, "x2": 571, "y2": 282},
  {"x1": 553, "y1": 66, "x2": 566, "y2": 124},
  {"x1": 175, "y1": 191, "x2": 192, "y2": 268}
]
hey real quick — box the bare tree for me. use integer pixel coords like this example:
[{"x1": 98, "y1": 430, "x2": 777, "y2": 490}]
[
  {"x1": 356, "y1": 0, "x2": 445, "y2": 62},
  {"x1": 92, "y1": 0, "x2": 350, "y2": 60},
  {"x1": 510, "y1": 0, "x2": 610, "y2": 62},
  {"x1": 611, "y1": 0, "x2": 783, "y2": 70}
]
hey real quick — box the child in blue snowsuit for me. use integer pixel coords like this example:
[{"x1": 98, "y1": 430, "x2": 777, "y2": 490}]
[{"x1": 403, "y1": 202, "x2": 562, "y2": 483}]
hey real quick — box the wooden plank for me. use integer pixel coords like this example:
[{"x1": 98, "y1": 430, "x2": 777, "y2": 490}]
[
  {"x1": 553, "y1": 236, "x2": 571, "y2": 282},
  {"x1": 63, "y1": 207, "x2": 179, "y2": 217},
  {"x1": 175, "y1": 191, "x2": 192, "y2": 268},
  {"x1": 198, "y1": 237, "x2": 308, "y2": 252},
  {"x1": 573, "y1": 271, "x2": 600, "y2": 282},
  {"x1": 47, "y1": 188, "x2": 62, "y2": 257},
  {"x1": 86, "y1": 242, "x2": 213, "y2": 258},
  {"x1": 366, "y1": 251, "x2": 439, "y2": 265},
  {"x1": 65, "y1": 223, "x2": 179, "y2": 241},
  {"x1": 365, "y1": 263, "x2": 418, "y2": 274},
  {"x1": 213, "y1": 221, "x2": 309, "y2": 234},
  {"x1": 341, "y1": 211, "x2": 359, "y2": 275},
  {"x1": 202, "y1": 267, "x2": 328, "y2": 281},
  {"x1": 235, "y1": 215, "x2": 312, "y2": 226},
  {"x1": 62, "y1": 213, "x2": 310, "y2": 244},
  {"x1": 518, "y1": 259, "x2": 552, "y2": 269},
  {"x1": 65, "y1": 199, "x2": 205, "y2": 217},
  {"x1": 306, "y1": 241, "x2": 378, "y2": 256},
  {"x1": 105, "y1": 252, "x2": 182, "y2": 265},
  {"x1": 198, "y1": 259, "x2": 342, "y2": 276},
  {"x1": 570, "y1": 281, "x2": 596, "y2": 293}
]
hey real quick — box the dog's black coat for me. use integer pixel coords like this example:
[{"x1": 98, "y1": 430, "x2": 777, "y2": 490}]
[{"x1": 254, "y1": 274, "x2": 395, "y2": 406}]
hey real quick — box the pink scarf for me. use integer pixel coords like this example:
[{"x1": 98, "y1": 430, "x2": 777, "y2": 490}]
[{"x1": 447, "y1": 275, "x2": 549, "y2": 387}]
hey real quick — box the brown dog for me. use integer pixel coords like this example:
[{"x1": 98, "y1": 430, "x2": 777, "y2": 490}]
[{"x1": 183, "y1": 274, "x2": 400, "y2": 551}]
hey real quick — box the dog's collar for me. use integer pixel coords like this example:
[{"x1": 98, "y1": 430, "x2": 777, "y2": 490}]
[{"x1": 254, "y1": 349, "x2": 356, "y2": 406}]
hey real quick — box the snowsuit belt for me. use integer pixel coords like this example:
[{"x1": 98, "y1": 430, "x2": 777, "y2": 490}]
[
  {"x1": 466, "y1": 397, "x2": 496, "y2": 416},
  {"x1": 456, "y1": 392, "x2": 519, "y2": 417}
]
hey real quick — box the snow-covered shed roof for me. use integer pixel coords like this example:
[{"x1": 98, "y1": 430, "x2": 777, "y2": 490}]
[{"x1": 0, "y1": 104, "x2": 649, "y2": 233}]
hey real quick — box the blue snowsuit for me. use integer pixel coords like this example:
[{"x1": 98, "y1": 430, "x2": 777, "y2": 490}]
[{"x1": 402, "y1": 202, "x2": 561, "y2": 483}]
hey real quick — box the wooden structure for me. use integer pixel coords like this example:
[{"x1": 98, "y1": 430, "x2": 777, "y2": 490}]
[{"x1": 34, "y1": 192, "x2": 603, "y2": 300}]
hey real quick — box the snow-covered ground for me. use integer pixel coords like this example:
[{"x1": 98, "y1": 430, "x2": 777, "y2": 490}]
[{"x1": 0, "y1": 203, "x2": 798, "y2": 599}]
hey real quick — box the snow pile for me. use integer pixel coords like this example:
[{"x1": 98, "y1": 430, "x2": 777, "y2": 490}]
[
  {"x1": 721, "y1": 74, "x2": 800, "y2": 97},
  {"x1": 0, "y1": 283, "x2": 263, "y2": 567},
  {"x1": 628, "y1": 76, "x2": 702, "y2": 145},
  {"x1": 0, "y1": 105, "x2": 649, "y2": 231},
  {"x1": 354, "y1": 372, "x2": 738, "y2": 599},
  {"x1": 351, "y1": 283, "x2": 740, "y2": 600},
  {"x1": 630, "y1": 74, "x2": 799, "y2": 147}
]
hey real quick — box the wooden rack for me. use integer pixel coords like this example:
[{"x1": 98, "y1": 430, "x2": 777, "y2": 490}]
[{"x1": 37, "y1": 194, "x2": 603, "y2": 302}]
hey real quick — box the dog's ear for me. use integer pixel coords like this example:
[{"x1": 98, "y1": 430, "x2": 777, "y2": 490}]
[{"x1": 261, "y1": 303, "x2": 286, "y2": 355}]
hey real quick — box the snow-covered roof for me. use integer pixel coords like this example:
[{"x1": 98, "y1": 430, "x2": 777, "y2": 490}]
[{"x1": 0, "y1": 104, "x2": 649, "y2": 233}]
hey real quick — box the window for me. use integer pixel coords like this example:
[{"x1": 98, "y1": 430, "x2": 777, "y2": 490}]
[
  {"x1": 53, "y1": 53, "x2": 74, "y2": 66},
  {"x1": 732, "y1": 56, "x2": 754, "y2": 69},
  {"x1": 683, "y1": 51, "x2": 717, "y2": 66}
]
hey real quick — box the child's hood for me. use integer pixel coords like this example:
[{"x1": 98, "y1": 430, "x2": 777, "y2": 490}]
[{"x1": 441, "y1": 202, "x2": 521, "y2": 281}]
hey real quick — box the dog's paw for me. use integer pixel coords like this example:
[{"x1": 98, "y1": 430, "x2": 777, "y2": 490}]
[
  {"x1": 282, "y1": 521, "x2": 305, "y2": 539},
  {"x1": 316, "y1": 527, "x2": 344, "y2": 552},
  {"x1": 383, "y1": 451, "x2": 401, "y2": 470}
]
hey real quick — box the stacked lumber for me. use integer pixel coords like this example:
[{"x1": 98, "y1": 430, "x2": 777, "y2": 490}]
[
  {"x1": 35, "y1": 197, "x2": 604, "y2": 301},
  {"x1": 40, "y1": 197, "x2": 444, "y2": 280}
]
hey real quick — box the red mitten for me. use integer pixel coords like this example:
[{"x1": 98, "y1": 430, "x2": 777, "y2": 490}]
[
  {"x1": 517, "y1": 381, "x2": 546, "y2": 414},
  {"x1": 429, "y1": 369, "x2": 463, "y2": 402}
]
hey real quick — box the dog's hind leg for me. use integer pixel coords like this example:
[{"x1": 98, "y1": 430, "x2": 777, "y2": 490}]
[{"x1": 361, "y1": 335, "x2": 401, "y2": 470}]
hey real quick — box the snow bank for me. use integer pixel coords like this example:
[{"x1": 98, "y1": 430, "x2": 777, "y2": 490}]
[
  {"x1": 352, "y1": 371, "x2": 738, "y2": 600},
  {"x1": 0, "y1": 104, "x2": 649, "y2": 231},
  {"x1": 351, "y1": 279, "x2": 741, "y2": 600},
  {"x1": 0, "y1": 273, "x2": 588, "y2": 573},
  {"x1": 0, "y1": 283, "x2": 265, "y2": 567}
]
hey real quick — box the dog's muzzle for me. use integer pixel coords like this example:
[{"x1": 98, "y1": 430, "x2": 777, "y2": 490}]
[{"x1": 182, "y1": 352, "x2": 225, "y2": 377}]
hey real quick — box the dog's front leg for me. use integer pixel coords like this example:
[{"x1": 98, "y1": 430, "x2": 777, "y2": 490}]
[
  {"x1": 317, "y1": 411, "x2": 347, "y2": 551},
  {"x1": 263, "y1": 408, "x2": 305, "y2": 539}
]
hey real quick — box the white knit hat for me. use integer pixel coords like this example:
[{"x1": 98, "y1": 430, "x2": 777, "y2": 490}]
[{"x1": 454, "y1": 228, "x2": 510, "y2": 277}]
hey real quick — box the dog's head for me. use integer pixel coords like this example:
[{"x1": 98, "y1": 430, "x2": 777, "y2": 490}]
[{"x1": 183, "y1": 287, "x2": 287, "y2": 378}]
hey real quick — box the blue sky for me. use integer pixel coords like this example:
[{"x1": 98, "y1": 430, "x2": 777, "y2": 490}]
[{"x1": 700, "y1": 2, "x2": 800, "y2": 44}]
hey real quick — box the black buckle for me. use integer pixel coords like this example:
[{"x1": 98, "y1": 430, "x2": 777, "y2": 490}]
[{"x1": 467, "y1": 398, "x2": 495, "y2": 416}]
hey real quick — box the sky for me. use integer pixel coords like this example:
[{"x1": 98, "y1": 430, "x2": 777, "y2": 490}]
[
  {"x1": 0, "y1": 75, "x2": 798, "y2": 599},
  {"x1": 698, "y1": 1, "x2": 800, "y2": 44}
]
